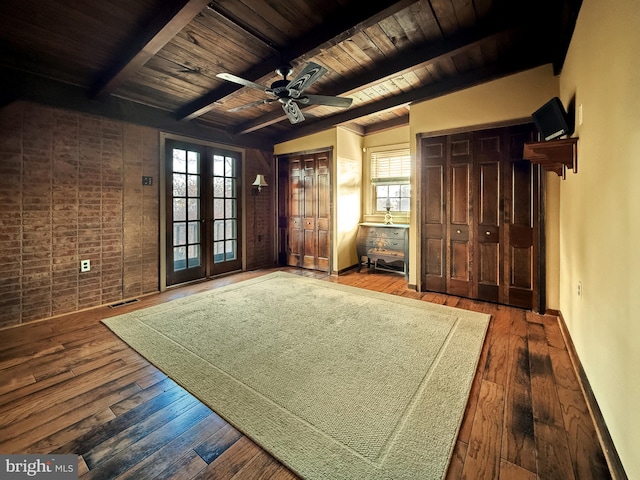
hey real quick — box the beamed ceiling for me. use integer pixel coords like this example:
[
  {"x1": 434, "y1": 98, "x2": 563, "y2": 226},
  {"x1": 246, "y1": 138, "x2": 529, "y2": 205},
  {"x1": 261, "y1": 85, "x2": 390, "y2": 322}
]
[{"x1": 0, "y1": 0, "x2": 581, "y2": 150}]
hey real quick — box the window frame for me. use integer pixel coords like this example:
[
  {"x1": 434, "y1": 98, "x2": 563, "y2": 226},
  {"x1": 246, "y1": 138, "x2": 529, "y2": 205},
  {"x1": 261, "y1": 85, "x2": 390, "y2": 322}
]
[{"x1": 363, "y1": 143, "x2": 411, "y2": 223}]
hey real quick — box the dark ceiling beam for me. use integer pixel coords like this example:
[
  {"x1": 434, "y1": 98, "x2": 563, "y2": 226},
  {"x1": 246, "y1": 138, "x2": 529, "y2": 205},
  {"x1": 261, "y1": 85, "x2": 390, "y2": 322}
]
[
  {"x1": 90, "y1": 0, "x2": 210, "y2": 98},
  {"x1": 232, "y1": 25, "x2": 519, "y2": 135},
  {"x1": 1, "y1": 68, "x2": 272, "y2": 151},
  {"x1": 175, "y1": 0, "x2": 418, "y2": 121},
  {"x1": 273, "y1": 54, "x2": 549, "y2": 144}
]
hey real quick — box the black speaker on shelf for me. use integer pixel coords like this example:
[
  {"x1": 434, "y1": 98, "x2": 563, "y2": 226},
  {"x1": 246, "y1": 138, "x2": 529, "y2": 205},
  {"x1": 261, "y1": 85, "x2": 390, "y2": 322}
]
[{"x1": 531, "y1": 97, "x2": 572, "y2": 141}]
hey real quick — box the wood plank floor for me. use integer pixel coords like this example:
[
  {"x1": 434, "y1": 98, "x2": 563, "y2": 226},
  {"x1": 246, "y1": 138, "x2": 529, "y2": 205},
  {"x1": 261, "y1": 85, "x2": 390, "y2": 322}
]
[{"x1": 0, "y1": 268, "x2": 612, "y2": 479}]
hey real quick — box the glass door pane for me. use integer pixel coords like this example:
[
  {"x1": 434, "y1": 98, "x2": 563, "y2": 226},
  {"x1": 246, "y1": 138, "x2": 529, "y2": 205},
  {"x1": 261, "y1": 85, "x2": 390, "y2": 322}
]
[
  {"x1": 211, "y1": 152, "x2": 240, "y2": 270},
  {"x1": 167, "y1": 142, "x2": 205, "y2": 285}
]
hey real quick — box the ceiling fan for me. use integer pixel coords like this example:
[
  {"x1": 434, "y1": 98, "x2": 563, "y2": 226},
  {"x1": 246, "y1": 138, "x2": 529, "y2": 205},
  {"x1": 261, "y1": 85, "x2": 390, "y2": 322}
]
[{"x1": 216, "y1": 62, "x2": 353, "y2": 124}]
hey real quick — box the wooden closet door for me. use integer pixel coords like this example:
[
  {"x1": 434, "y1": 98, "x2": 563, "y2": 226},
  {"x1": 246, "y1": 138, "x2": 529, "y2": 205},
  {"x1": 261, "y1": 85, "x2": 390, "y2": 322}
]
[
  {"x1": 421, "y1": 136, "x2": 447, "y2": 292},
  {"x1": 288, "y1": 156, "x2": 303, "y2": 267},
  {"x1": 473, "y1": 129, "x2": 503, "y2": 303},
  {"x1": 302, "y1": 156, "x2": 317, "y2": 269},
  {"x1": 504, "y1": 125, "x2": 539, "y2": 308},
  {"x1": 447, "y1": 133, "x2": 474, "y2": 298},
  {"x1": 285, "y1": 151, "x2": 331, "y2": 272},
  {"x1": 315, "y1": 153, "x2": 330, "y2": 272}
]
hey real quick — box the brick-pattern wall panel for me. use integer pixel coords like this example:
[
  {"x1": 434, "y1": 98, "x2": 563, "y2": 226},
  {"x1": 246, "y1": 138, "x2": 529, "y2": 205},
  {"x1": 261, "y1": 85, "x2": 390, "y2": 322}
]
[
  {"x1": 0, "y1": 102, "x2": 160, "y2": 328},
  {"x1": 100, "y1": 120, "x2": 124, "y2": 305},
  {"x1": 0, "y1": 104, "x2": 24, "y2": 328},
  {"x1": 21, "y1": 105, "x2": 54, "y2": 322},
  {"x1": 123, "y1": 125, "x2": 144, "y2": 298},
  {"x1": 52, "y1": 110, "x2": 80, "y2": 316},
  {"x1": 122, "y1": 124, "x2": 159, "y2": 299},
  {"x1": 141, "y1": 128, "x2": 159, "y2": 294},
  {"x1": 78, "y1": 115, "x2": 104, "y2": 309},
  {"x1": 245, "y1": 149, "x2": 274, "y2": 270}
]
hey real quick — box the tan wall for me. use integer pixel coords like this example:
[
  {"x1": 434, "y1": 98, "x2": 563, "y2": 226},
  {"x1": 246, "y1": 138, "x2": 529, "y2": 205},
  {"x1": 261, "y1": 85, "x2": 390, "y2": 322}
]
[
  {"x1": 409, "y1": 65, "x2": 561, "y2": 289},
  {"x1": 335, "y1": 128, "x2": 363, "y2": 271},
  {"x1": 559, "y1": 0, "x2": 640, "y2": 476}
]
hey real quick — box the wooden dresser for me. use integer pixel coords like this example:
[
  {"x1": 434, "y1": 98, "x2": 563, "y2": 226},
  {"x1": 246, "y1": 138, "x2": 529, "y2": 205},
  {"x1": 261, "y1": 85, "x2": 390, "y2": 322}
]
[{"x1": 356, "y1": 223, "x2": 409, "y2": 278}]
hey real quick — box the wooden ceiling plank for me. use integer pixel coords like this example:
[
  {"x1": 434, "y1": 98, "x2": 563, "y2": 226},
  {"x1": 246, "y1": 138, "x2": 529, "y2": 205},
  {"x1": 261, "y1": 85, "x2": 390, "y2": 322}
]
[
  {"x1": 408, "y1": 1, "x2": 444, "y2": 42},
  {"x1": 377, "y1": 14, "x2": 413, "y2": 51},
  {"x1": 334, "y1": 26, "x2": 517, "y2": 96},
  {"x1": 363, "y1": 23, "x2": 401, "y2": 58},
  {"x1": 90, "y1": 0, "x2": 211, "y2": 98},
  {"x1": 191, "y1": 13, "x2": 273, "y2": 63},
  {"x1": 208, "y1": 0, "x2": 289, "y2": 47},
  {"x1": 201, "y1": 3, "x2": 281, "y2": 52},
  {"x1": 363, "y1": 113, "x2": 410, "y2": 134},
  {"x1": 168, "y1": 33, "x2": 254, "y2": 78},
  {"x1": 130, "y1": 65, "x2": 211, "y2": 99},
  {"x1": 337, "y1": 37, "x2": 380, "y2": 70},
  {"x1": 347, "y1": 31, "x2": 387, "y2": 65},
  {"x1": 450, "y1": 0, "x2": 478, "y2": 29},
  {"x1": 429, "y1": 0, "x2": 460, "y2": 36},
  {"x1": 175, "y1": 0, "x2": 418, "y2": 121},
  {"x1": 393, "y1": 10, "x2": 429, "y2": 44},
  {"x1": 143, "y1": 55, "x2": 218, "y2": 91},
  {"x1": 231, "y1": 25, "x2": 518, "y2": 135}
]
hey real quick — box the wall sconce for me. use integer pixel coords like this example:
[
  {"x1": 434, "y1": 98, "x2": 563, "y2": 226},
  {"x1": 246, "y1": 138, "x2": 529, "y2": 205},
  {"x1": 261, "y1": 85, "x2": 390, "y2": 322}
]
[{"x1": 252, "y1": 174, "x2": 268, "y2": 194}]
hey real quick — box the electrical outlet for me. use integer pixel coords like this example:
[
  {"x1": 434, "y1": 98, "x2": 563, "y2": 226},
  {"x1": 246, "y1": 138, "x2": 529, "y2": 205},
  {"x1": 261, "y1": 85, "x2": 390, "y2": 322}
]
[
  {"x1": 142, "y1": 176, "x2": 153, "y2": 186},
  {"x1": 81, "y1": 259, "x2": 91, "y2": 272},
  {"x1": 577, "y1": 281, "x2": 583, "y2": 299}
]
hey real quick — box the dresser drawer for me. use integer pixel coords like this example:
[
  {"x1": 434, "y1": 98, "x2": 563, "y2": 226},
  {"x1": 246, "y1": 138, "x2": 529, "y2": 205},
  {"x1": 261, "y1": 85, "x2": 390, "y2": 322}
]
[
  {"x1": 359, "y1": 237, "x2": 405, "y2": 251},
  {"x1": 363, "y1": 226, "x2": 405, "y2": 240}
]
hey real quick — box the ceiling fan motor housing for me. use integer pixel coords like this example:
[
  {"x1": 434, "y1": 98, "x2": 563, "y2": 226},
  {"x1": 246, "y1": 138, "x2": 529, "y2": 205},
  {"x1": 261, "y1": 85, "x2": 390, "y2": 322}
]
[{"x1": 268, "y1": 79, "x2": 291, "y2": 98}]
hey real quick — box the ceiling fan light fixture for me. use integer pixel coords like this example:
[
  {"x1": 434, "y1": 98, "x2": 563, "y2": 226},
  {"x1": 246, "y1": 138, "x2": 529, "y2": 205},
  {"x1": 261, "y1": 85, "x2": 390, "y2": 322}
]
[{"x1": 217, "y1": 62, "x2": 351, "y2": 124}]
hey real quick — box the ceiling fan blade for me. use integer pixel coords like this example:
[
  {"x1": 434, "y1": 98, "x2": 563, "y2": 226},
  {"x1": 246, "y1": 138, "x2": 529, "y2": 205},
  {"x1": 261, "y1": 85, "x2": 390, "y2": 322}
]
[
  {"x1": 216, "y1": 72, "x2": 267, "y2": 92},
  {"x1": 286, "y1": 62, "x2": 327, "y2": 96},
  {"x1": 299, "y1": 94, "x2": 353, "y2": 108},
  {"x1": 282, "y1": 100, "x2": 305, "y2": 124},
  {"x1": 227, "y1": 98, "x2": 276, "y2": 112}
]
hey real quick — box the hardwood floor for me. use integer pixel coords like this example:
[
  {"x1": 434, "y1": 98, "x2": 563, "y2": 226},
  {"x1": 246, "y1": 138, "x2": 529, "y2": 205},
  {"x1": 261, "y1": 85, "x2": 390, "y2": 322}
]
[{"x1": 0, "y1": 268, "x2": 612, "y2": 479}]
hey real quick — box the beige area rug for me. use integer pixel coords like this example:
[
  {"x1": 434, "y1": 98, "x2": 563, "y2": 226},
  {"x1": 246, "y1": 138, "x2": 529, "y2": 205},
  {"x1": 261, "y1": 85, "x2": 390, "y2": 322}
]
[{"x1": 103, "y1": 272, "x2": 490, "y2": 480}]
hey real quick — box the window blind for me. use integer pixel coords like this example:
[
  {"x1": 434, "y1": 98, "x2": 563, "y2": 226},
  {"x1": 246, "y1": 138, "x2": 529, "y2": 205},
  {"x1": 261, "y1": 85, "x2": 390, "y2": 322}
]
[{"x1": 371, "y1": 148, "x2": 411, "y2": 184}]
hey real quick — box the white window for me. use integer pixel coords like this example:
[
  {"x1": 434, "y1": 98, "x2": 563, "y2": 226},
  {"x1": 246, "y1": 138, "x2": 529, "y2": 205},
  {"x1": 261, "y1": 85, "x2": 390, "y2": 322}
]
[{"x1": 370, "y1": 147, "x2": 411, "y2": 214}]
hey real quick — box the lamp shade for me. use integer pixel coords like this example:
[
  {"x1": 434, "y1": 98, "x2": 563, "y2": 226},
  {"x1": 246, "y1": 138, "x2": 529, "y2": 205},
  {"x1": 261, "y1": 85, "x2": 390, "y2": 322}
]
[
  {"x1": 252, "y1": 174, "x2": 268, "y2": 192},
  {"x1": 252, "y1": 174, "x2": 268, "y2": 187}
]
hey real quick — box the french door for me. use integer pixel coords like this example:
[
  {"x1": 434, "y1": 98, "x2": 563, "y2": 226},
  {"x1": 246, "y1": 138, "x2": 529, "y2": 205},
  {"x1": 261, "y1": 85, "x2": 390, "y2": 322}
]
[{"x1": 166, "y1": 140, "x2": 242, "y2": 286}]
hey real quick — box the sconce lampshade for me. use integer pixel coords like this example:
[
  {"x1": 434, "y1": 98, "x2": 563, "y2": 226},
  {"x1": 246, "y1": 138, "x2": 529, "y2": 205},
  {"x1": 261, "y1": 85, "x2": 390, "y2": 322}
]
[{"x1": 252, "y1": 174, "x2": 268, "y2": 192}]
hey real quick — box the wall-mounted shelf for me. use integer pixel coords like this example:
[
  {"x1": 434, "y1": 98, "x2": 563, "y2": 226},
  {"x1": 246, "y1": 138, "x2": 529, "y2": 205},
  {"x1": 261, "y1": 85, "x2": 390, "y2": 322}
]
[{"x1": 523, "y1": 138, "x2": 578, "y2": 179}]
